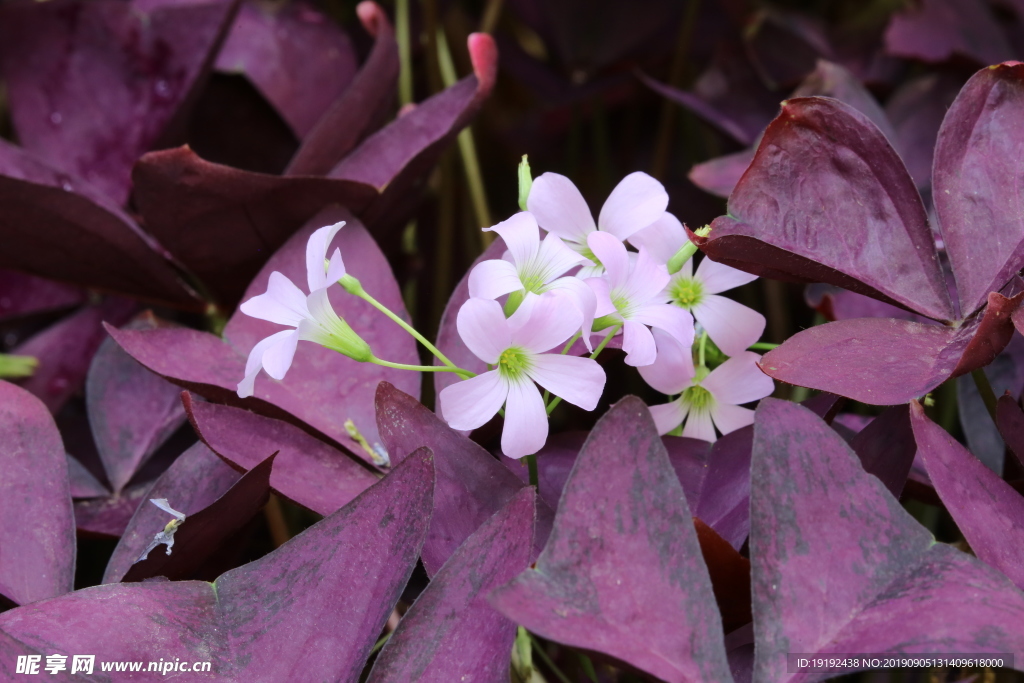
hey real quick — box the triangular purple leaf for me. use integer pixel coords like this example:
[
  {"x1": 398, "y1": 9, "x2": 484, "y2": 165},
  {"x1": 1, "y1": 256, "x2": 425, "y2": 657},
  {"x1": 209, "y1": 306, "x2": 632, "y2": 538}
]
[
  {"x1": 848, "y1": 404, "x2": 916, "y2": 498},
  {"x1": 0, "y1": 270, "x2": 83, "y2": 323},
  {"x1": 489, "y1": 397, "x2": 733, "y2": 683},
  {"x1": 65, "y1": 454, "x2": 109, "y2": 500},
  {"x1": 73, "y1": 484, "x2": 148, "y2": 538}
]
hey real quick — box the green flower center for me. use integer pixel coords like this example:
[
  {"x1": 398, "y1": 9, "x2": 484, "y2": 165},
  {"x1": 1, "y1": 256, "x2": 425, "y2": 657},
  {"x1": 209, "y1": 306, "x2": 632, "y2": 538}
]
[
  {"x1": 611, "y1": 293, "x2": 631, "y2": 314},
  {"x1": 669, "y1": 277, "x2": 704, "y2": 310},
  {"x1": 682, "y1": 384, "x2": 713, "y2": 410},
  {"x1": 497, "y1": 347, "x2": 532, "y2": 381},
  {"x1": 520, "y1": 269, "x2": 546, "y2": 294}
]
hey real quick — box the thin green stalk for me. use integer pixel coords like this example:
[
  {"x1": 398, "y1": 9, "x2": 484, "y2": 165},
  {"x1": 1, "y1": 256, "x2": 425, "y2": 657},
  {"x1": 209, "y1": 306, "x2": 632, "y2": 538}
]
[
  {"x1": 971, "y1": 368, "x2": 999, "y2": 424},
  {"x1": 396, "y1": 0, "x2": 413, "y2": 106},
  {"x1": 525, "y1": 453, "x2": 539, "y2": 488},
  {"x1": 371, "y1": 357, "x2": 474, "y2": 378},
  {"x1": 370, "y1": 631, "x2": 392, "y2": 655},
  {"x1": 545, "y1": 326, "x2": 620, "y2": 414},
  {"x1": 528, "y1": 634, "x2": 573, "y2": 683},
  {"x1": 698, "y1": 331, "x2": 708, "y2": 368},
  {"x1": 748, "y1": 342, "x2": 779, "y2": 351}
]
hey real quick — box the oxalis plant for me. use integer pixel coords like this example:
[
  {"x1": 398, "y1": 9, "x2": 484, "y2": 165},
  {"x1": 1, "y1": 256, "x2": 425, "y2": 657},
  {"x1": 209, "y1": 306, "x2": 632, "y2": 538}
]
[{"x1": 5, "y1": 1, "x2": 1024, "y2": 679}]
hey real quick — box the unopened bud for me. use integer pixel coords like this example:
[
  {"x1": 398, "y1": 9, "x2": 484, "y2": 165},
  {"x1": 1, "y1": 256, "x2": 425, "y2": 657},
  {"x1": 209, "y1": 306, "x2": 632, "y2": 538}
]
[{"x1": 518, "y1": 155, "x2": 533, "y2": 211}]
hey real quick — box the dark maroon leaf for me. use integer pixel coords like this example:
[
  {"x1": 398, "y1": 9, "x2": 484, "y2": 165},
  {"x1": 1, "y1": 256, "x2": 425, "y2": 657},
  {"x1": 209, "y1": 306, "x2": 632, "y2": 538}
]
[
  {"x1": 885, "y1": 73, "x2": 964, "y2": 191},
  {"x1": 997, "y1": 393, "x2": 1024, "y2": 467},
  {"x1": 800, "y1": 392, "x2": 844, "y2": 423},
  {"x1": 0, "y1": 0, "x2": 239, "y2": 204},
  {"x1": 690, "y1": 426, "x2": 754, "y2": 551},
  {"x1": 885, "y1": 0, "x2": 1013, "y2": 66},
  {"x1": 0, "y1": 270, "x2": 83, "y2": 322},
  {"x1": 694, "y1": 518, "x2": 751, "y2": 635},
  {"x1": 688, "y1": 148, "x2": 756, "y2": 199},
  {"x1": 65, "y1": 454, "x2": 109, "y2": 500},
  {"x1": 790, "y1": 60, "x2": 896, "y2": 143},
  {"x1": 123, "y1": 453, "x2": 275, "y2": 583},
  {"x1": 805, "y1": 283, "x2": 930, "y2": 323},
  {"x1": 0, "y1": 381, "x2": 75, "y2": 605},
  {"x1": 108, "y1": 207, "x2": 420, "y2": 452},
  {"x1": 73, "y1": 484, "x2": 148, "y2": 538},
  {"x1": 911, "y1": 402, "x2": 1024, "y2": 591},
  {"x1": 215, "y1": 0, "x2": 357, "y2": 139},
  {"x1": 86, "y1": 313, "x2": 186, "y2": 493},
  {"x1": 849, "y1": 405, "x2": 916, "y2": 498},
  {"x1": 184, "y1": 394, "x2": 379, "y2": 515},
  {"x1": 0, "y1": 448, "x2": 435, "y2": 680},
  {"x1": 132, "y1": 146, "x2": 377, "y2": 307},
  {"x1": 639, "y1": 73, "x2": 761, "y2": 147},
  {"x1": 490, "y1": 397, "x2": 732, "y2": 683},
  {"x1": 13, "y1": 297, "x2": 137, "y2": 413},
  {"x1": 103, "y1": 441, "x2": 241, "y2": 583},
  {"x1": 703, "y1": 97, "x2": 953, "y2": 322},
  {"x1": 367, "y1": 488, "x2": 535, "y2": 683},
  {"x1": 285, "y1": 1, "x2": 399, "y2": 176},
  {"x1": 0, "y1": 141, "x2": 198, "y2": 308},
  {"x1": 933, "y1": 62, "x2": 1024, "y2": 318},
  {"x1": 375, "y1": 382, "x2": 553, "y2": 576},
  {"x1": 751, "y1": 399, "x2": 1024, "y2": 681}
]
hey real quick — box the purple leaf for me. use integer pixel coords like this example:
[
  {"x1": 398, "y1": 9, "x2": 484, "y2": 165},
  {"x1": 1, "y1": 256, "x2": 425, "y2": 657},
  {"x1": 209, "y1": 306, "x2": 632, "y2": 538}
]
[
  {"x1": 132, "y1": 146, "x2": 376, "y2": 307},
  {"x1": 0, "y1": 448, "x2": 435, "y2": 680},
  {"x1": 108, "y1": 207, "x2": 419, "y2": 452},
  {"x1": 885, "y1": 73, "x2": 964, "y2": 191},
  {"x1": 744, "y1": 9, "x2": 832, "y2": 88},
  {"x1": 0, "y1": 381, "x2": 75, "y2": 606},
  {"x1": 790, "y1": 60, "x2": 896, "y2": 143},
  {"x1": 0, "y1": 141, "x2": 198, "y2": 308},
  {"x1": 751, "y1": 398, "x2": 1024, "y2": 682},
  {"x1": 849, "y1": 405, "x2": 916, "y2": 498},
  {"x1": 500, "y1": 431, "x2": 586, "y2": 510},
  {"x1": 215, "y1": 0, "x2": 357, "y2": 139},
  {"x1": 689, "y1": 426, "x2": 754, "y2": 551},
  {"x1": 183, "y1": 393, "x2": 379, "y2": 516},
  {"x1": 805, "y1": 283, "x2": 930, "y2": 323},
  {"x1": 0, "y1": 630, "x2": 89, "y2": 682},
  {"x1": 933, "y1": 62, "x2": 1024, "y2": 318},
  {"x1": 367, "y1": 488, "x2": 535, "y2": 683},
  {"x1": 997, "y1": 393, "x2": 1024, "y2": 467},
  {"x1": 694, "y1": 518, "x2": 751, "y2": 635},
  {"x1": 65, "y1": 454, "x2": 109, "y2": 500},
  {"x1": 13, "y1": 297, "x2": 137, "y2": 413},
  {"x1": 285, "y1": 2, "x2": 399, "y2": 176},
  {"x1": 123, "y1": 453, "x2": 275, "y2": 583},
  {"x1": 375, "y1": 381, "x2": 553, "y2": 576},
  {"x1": 885, "y1": 0, "x2": 1013, "y2": 66},
  {"x1": 0, "y1": 0, "x2": 239, "y2": 204},
  {"x1": 639, "y1": 73, "x2": 762, "y2": 147},
  {"x1": 73, "y1": 484, "x2": 148, "y2": 538},
  {"x1": 103, "y1": 441, "x2": 241, "y2": 583},
  {"x1": 688, "y1": 148, "x2": 756, "y2": 199},
  {"x1": 703, "y1": 96, "x2": 953, "y2": 322},
  {"x1": 86, "y1": 313, "x2": 186, "y2": 493},
  {"x1": 956, "y1": 333, "x2": 1024, "y2": 474},
  {"x1": 799, "y1": 392, "x2": 844, "y2": 423},
  {"x1": 911, "y1": 402, "x2": 1024, "y2": 591},
  {"x1": 490, "y1": 397, "x2": 732, "y2": 683},
  {"x1": 0, "y1": 270, "x2": 83, "y2": 322}
]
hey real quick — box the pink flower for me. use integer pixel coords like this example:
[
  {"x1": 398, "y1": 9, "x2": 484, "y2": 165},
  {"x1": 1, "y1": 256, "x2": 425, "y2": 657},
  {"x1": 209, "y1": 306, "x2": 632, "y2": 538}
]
[
  {"x1": 527, "y1": 171, "x2": 669, "y2": 275},
  {"x1": 631, "y1": 215, "x2": 765, "y2": 356},
  {"x1": 439, "y1": 293, "x2": 606, "y2": 458},
  {"x1": 586, "y1": 231, "x2": 693, "y2": 367},
  {"x1": 640, "y1": 331, "x2": 774, "y2": 441}
]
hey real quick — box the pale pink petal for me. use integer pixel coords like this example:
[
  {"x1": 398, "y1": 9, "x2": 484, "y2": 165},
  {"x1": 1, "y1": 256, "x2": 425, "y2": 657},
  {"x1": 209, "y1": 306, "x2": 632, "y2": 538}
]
[
  {"x1": 526, "y1": 173, "x2": 596, "y2": 243},
  {"x1": 710, "y1": 402, "x2": 755, "y2": 435},
  {"x1": 692, "y1": 295, "x2": 766, "y2": 357},
  {"x1": 468, "y1": 259, "x2": 523, "y2": 299},
  {"x1": 237, "y1": 330, "x2": 297, "y2": 398},
  {"x1": 597, "y1": 171, "x2": 669, "y2": 240},
  {"x1": 620, "y1": 246, "x2": 670, "y2": 304},
  {"x1": 501, "y1": 378, "x2": 549, "y2": 458},
  {"x1": 240, "y1": 271, "x2": 310, "y2": 327},
  {"x1": 260, "y1": 329, "x2": 299, "y2": 382},
  {"x1": 682, "y1": 406, "x2": 717, "y2": 442},
  {"x1": 622, "y1": 319, "x2": 657, "y2": 367},
  {"x1": 324, "y1": 248, "x2": 346, "y2": 287},
  {"x1": 627, "y1": 211, "x2": 686, "y2": 263},
  {"x1": 306, "y1": 221, "x2": 346, "y2": 292},
  {"x1": 637, "y1": 329, "x2": 694, "y2": 395},
  {"x1": 631, "y1": 302, "x2": 694, "y2": 349},
  {"x1": 702, "y1": 352, "x2": 775, "y2": 406},
  {"x1": 695, "y1": 256, "x2": 758, "y2": 294},
  {"x1": 586, "y1": 277, "x2": 616, "y2": 317},
  {"x1": 587, "y1": 231, "x2": 629, "y2": 289},
  {"x1": 533, "y1": 233, "x2": 587, "y2": 283},
  {"x1": 527, "y1": 354, "x2": 605, "y2": 410},
  {"x1": 545, "y1": 276, "x2": 597, "y2": 350},
  {"x1": 577, "y1": 263, "x2": 604, "y2": 279},
  {"x1": 438, "y1": 370, "x2": 508, "y2": 431},
  {"x1": 457, "y1": 298, "x2": 511, "y2": 364},
  {"x1": 677, "y1": 255, "x2": 693, "y2": 279},
  {"x1": 509, "y1": 291, "x2": 583, "y2": 353},
  {"x1": 483, "y1": 212, "x2": 540, "y2": 268},
  {"x1": 649, "y1": 400, "x2": 689, "y2": 436}
]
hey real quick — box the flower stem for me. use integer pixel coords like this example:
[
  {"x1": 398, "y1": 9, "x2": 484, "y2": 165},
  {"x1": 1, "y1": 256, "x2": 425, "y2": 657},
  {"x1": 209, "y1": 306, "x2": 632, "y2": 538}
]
[
  {"x1": 971, "y1": 368, "x2": 999, "y2": 424},
  {"x1": 748, "y1": 342, "x2": 779, "y2": 351},
  {"x1": 525, "y1": 453, "x2": 539, "y2": 488},
  {"x1": 667, "y1": 225, "x2": 711, "y2": 274},
  {"x1": 698, "y1": 331, "x2": 708, "y2": 367},
  {"x1": 371, "y1": 357, "x2": 475, "y2": 378},
  {"x1": 545, "y1": 325, "x2": 620, "y2": 415}
]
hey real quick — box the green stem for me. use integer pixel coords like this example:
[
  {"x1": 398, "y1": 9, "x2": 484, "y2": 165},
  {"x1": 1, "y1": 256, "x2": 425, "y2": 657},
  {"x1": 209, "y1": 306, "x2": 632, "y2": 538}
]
[
  {"x1": 525, "y1": 454, "x2": 539, "y2": 488},
  {"x1": 698, "y1": 331, "x2": 708, "y2": 368},
  {"x1": 666, "y1": 225, "x2": 711, "y2": 274},
  {"x1": 545, "y1": 325, "x2": 620, "y2": 415},
  {"x1": 971, "y1": 368, "x2": 999, "y2": 424},
  {"x1": 395, "y1": 0, "x2": 413, "y2": 107},
  {"x1": 371, "y1": 357, "x2": 474, "y2": 378},
  {"x1": 0, "y1": 353, "x2": 38, "y2": 379},
  {"x1": 370, "y1": 631, "x2": 392, "y2": 655},
  {"x1": 748, "y1": 342, "x2": 779, "y2": 351},
  {"x1": 528, "y1": 634, "x2": 573, "y2": 683}
]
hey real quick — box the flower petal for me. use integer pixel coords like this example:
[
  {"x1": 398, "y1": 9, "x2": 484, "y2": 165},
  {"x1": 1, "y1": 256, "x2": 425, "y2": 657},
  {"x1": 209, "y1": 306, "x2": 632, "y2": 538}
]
[
  {"x1": 527, "y1": 173, "x2": 596, "y2": 244},
  {"x1": 239, "y1": 271, "x2": 310, "y2": 327},
  {"x1": 622, "y1": 319, "x2": 657, "y2": 367},
  {"x1": 631, "y1": 302, "x2": 694, "y2": 349},
  {"x1": 260, "y1": 329, "x2": 300, "y2": 380},
  {"x1": 457, "y1": 298, "x2": 511, "y2": 364},
  {"x1": 628, "y1": 211, "x2": 687, "y2": 264},
  {"x1": 501, "y1": 378, "x2": 549, "y2": 458},
  {"x1": 710, "y1": 402, "x2": 755, "y2": 435},
  {"x1": 637, "y1": 328, "x2": 694, "y2": 395},
  {"x1": 649, "y1": 400, "x2": 689, "y2": 436},
  {"x1": 533, "y1": 233, "x2": 587, "y2": 283},
  {"x1": 701, "y1": 351, "x2": 775, "y2": 406},
  {"x1": 692, "y1": 295, "x2": 766, "y2": 357},
  {"x1": 695, "y1": 256, "x2": 758, "y2": 294},
  {"x1": 682, "y1": 406, "x2": 717, "y2": 442},
  {"x1": 509, "y1": 291, "x2": 583, "y2": 353},
  {"x1": 484, "y1": 212, "x2": 540, "y2": 267},
  {"x1": 586, "y1": 276, "x2": 616, "y2": 318},
  {"x1": 527, "y1": 353, "x2": 606, "y2": 410},
  {"x1": 468, "y1": 259, "x2": 523, "y2": 299},
  {"x1": 438, "y1": 370, "x2": 507, "y2": 430},
  {"x1": 306, "y1": 221, "x2": 346, "y2": 292},
  {"x1": 237, "y1": 329, "x2": 299, "y2": 398},
  {"x1": 587, "y1": 231, "x2": 630, "y2": 290},
  {"x1": 597, "y1": 171, "x2": 668, "y2": 240},
  {"x1": 324, "y1": 248, "x2": 346, "y2": 287},
  {"x1": 546, "y1": 276, "x2": 597, "y2": 351},
  {"x1": 620, "y1": 246, "x2": 670, "y2": 304}
]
